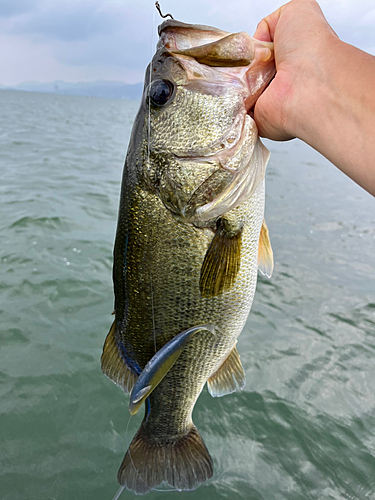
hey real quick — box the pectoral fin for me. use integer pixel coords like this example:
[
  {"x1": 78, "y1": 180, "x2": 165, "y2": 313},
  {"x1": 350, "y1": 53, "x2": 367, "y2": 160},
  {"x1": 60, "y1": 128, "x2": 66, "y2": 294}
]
[
  {"x1": 101, "y1": 321, "x2": 138, "y2": 393},
  {"x1": 200, "y1": 218, "x2": 241, "y2": 298},
  {"x1": 257, "y1": 220, "x2": 273, "y2": 278},
  {"x1": 207, "y1": 344, "x2": 245, "y2": 397},
  {"x1": 129, "y1": 324, "x2": 217, "y2": 415}
]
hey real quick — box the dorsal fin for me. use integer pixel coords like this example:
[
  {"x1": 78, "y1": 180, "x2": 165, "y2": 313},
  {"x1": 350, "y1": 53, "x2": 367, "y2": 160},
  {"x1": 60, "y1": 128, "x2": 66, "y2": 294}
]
[
  {"x1": 101, "y1": 321, "x2": 138, "y2": 393},
  {"x1": 258, "y1": 219, "x2": 273, "y2": 278}
]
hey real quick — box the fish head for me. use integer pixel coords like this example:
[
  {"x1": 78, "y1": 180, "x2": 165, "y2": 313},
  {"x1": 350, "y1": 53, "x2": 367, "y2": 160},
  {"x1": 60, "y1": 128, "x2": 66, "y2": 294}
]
[{"x1": 136, "y1": 20, "x2": 275, "y2": 223}]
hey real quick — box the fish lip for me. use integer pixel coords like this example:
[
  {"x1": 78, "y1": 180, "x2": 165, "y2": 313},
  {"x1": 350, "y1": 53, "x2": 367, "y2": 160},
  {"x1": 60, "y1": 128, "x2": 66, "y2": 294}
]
[{"x1": 158, "y1": 19, "x2": 229, "y2": 39}]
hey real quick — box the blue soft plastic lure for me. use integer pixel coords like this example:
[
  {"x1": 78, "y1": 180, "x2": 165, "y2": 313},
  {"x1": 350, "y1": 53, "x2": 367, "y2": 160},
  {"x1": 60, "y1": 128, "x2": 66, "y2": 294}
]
[{"x1": 129, "y1": 324, "x2": 217, "y2": 415}]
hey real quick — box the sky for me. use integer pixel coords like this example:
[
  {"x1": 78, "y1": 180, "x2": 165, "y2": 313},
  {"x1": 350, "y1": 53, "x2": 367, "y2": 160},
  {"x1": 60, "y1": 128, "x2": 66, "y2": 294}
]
[{"x1": 0, "y1": 0, "x2": 374, "y2": 86}]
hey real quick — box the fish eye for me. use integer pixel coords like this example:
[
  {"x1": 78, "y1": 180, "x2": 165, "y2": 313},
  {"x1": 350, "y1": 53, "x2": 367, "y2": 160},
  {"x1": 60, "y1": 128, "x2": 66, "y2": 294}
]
[{"x1": 148, "y1": 79, "x2": 174, "y2": 107}]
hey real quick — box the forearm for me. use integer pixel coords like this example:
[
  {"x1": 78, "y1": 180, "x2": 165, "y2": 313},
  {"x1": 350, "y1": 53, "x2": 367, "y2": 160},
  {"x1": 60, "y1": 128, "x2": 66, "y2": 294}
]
[{"x1": 288, "y1": 36, "x2": 375, "y2": 196}]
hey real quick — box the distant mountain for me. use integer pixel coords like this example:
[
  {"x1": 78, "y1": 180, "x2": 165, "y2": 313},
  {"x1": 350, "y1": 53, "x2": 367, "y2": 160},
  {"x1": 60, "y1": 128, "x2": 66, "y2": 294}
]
[{"x1": 1, "y1": 80, "x2": 143, "y2": 100}]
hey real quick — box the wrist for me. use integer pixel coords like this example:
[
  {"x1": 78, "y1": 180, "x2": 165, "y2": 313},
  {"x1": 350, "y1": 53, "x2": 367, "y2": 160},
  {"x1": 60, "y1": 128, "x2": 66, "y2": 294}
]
[{"x1": 286, "y1": 35, "x2": 375, "y2": 194}]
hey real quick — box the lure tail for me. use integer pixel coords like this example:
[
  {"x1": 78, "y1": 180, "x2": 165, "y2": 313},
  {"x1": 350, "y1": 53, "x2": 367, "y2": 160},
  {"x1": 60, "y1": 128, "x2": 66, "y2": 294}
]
[{"x1": 118, "y1": 421, "x2": 213, "y2": 494}]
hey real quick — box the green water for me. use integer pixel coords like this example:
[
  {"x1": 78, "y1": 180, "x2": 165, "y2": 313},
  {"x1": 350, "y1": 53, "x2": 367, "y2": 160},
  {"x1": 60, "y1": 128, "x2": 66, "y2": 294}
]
[{"x1": 1, "y1": 89, "x2": 374, "y2": 500}]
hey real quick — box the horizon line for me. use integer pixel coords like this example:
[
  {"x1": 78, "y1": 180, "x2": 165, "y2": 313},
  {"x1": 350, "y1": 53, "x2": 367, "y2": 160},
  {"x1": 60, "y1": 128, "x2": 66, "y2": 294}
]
[{"x1": 0, "y1": 79, "x2": 144, "y2": 87}]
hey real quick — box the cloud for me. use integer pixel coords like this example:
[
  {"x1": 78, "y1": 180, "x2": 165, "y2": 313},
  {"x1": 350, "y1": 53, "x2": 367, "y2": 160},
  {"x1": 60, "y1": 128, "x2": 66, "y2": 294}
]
[
  {"x1": 358, "y1": 7, "x2": 375, "y2": 25},
  {"x1": 0, "y1": 0, "x2": 374, "y2": 86},
  {"x1": 0, "y1": 0, "x2": 155, "y2": 84},
  {"x1": 0, "y1": 0, "x2": 39, "y2": 18},
  {"x1": 0, "y1": 32, "x2": 145, "y2": 85},
  {"x1": 6, "y1": 0, "x2": 151, "y2": 42}
]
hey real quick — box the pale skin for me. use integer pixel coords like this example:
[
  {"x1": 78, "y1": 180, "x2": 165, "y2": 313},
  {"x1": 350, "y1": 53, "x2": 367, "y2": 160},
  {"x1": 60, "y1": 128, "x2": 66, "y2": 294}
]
[{"x1": 253, "y1": 0, "x2": 375, "y2": 196}]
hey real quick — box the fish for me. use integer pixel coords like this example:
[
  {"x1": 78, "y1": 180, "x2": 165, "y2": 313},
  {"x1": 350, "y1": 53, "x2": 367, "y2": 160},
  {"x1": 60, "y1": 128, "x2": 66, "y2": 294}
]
[{"x1": 101, "y1": 18, "x2": 275, "y2": 495}]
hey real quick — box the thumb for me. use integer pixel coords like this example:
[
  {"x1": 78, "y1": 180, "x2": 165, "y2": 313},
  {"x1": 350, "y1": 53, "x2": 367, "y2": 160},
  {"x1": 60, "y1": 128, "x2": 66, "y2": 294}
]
[{"x1": 254, "y1": 82, "x2": 295, "y2": 142}]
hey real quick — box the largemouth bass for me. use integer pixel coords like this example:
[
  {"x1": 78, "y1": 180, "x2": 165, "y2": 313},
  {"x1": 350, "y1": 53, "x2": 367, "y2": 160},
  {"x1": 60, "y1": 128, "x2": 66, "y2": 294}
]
[{"x1": 101, "y1": 19, "x2": 275, "y2": 495}]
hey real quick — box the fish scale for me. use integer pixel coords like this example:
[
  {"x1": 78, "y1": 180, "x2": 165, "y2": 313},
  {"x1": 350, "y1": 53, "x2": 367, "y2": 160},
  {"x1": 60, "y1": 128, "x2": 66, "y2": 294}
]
[{"x1": 150, "y1": 87, "x2": 242, "y2": 155}]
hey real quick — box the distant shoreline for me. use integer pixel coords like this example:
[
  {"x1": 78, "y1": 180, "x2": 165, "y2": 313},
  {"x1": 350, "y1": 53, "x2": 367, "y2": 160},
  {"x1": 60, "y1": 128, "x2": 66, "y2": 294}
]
[{"x1": 0, "y1": 81, "x2": 143, "y2": 100}]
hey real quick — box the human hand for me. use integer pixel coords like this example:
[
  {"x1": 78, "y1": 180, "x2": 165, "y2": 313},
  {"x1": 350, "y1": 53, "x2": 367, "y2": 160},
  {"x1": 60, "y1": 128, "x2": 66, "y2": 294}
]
[{"x1": 253, "y1": 0, "x2": 338, "y2": 141}]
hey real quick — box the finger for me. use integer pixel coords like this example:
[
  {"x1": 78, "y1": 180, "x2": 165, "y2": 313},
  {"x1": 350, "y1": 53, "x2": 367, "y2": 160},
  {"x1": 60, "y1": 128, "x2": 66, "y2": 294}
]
[
  {"x1": 253, "y1": 2, "x2": 288, "y2": 41},
  {"x1": 254, "y1": 85, "x2": 295, "y2": 142}
]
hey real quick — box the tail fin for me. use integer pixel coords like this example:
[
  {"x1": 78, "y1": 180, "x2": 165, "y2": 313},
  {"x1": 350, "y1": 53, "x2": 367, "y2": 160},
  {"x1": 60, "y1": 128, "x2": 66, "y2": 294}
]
[{"x1": 118, "y1": 422, "x2": 213, "y2": 494}]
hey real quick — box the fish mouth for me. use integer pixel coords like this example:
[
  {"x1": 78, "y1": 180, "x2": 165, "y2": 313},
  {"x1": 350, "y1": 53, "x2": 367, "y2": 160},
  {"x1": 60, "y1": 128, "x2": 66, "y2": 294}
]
[
  {"x1": 158, "y1": 20, "x2": 271, "y2": 69},
  {"x1": 158, "y1": 20, "x2": 231, "y2": 52},
  {"x1": 158, "y1": 19, "x2": 274, "y2": 108}
]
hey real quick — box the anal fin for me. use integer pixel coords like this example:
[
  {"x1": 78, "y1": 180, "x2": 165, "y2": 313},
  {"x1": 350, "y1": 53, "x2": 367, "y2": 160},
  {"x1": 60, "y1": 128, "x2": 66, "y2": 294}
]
[
  {"x1": 101, "y1": 321, "x2": 137, "y2": 393},
  {"x1": 258, "y1": 219, "x2": 273, "y2": 278},
  {"x1": 200, "y1": 218, "x2": 242, "y2": 298},
  {"x1": 207, "y1": 344, "x2": 245, "y2": 397}
]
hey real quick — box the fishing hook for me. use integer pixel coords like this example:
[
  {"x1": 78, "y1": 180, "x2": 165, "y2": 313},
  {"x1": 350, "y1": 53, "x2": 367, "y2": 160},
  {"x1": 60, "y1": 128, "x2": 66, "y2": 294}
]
[{"x1": 155, "y1": 1, "x2": 174, "y2": 19}]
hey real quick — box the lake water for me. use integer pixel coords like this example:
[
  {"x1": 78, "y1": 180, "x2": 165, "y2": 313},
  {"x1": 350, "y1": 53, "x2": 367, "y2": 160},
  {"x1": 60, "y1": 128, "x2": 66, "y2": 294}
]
[{"x1": 1, "y1": 89, "x2": 374, "y2": 500}]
